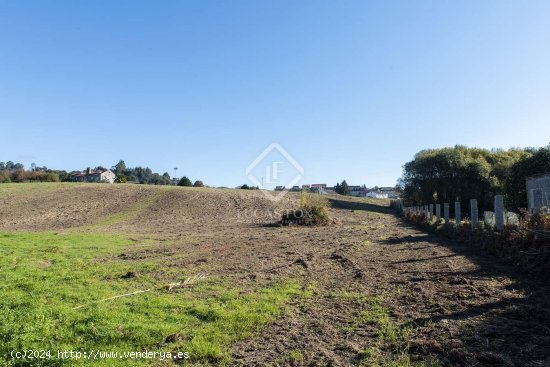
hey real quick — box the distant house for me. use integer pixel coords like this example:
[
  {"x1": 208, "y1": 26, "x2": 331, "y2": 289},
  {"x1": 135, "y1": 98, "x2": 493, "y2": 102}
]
[
  {"x1": 379, "y1": 187, "x2": 399, "y2": 198},
  {"x1": 310, "y1": 184, "x2": 327, "y2": 194},
  {"x1": 367, "y1": 191, "x2": 388, "y2": 199},
  {"x1": 71, "y1": 167, "x2": 116, "y2": 184},
  {"x1": 349, "y1": 185, "x2": 368, "y2": 197}
]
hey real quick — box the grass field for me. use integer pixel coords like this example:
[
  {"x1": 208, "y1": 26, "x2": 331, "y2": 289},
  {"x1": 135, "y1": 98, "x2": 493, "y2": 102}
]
[
  {"x1": 1, "y1": 183, "x2": 549, "y2": 366},
  {"x1": 0, "y1": 231, "x2": 309, "y2": 366}
]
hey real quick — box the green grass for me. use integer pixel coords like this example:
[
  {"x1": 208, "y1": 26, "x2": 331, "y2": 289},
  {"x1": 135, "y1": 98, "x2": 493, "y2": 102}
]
[
  {"x1": 344, "y1": 296, "x2": 438, "y2": 367},
  {"x1": 0, "y1": 232, "x2": 307, "y2": 366},
  {"x1": 347, "y1": 297, "x2": 410, "y2": 342}
]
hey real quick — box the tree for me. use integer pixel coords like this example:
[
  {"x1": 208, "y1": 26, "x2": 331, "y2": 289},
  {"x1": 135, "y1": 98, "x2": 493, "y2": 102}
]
[
  {"x1": 193, "y1": 180, "x2": 204, "y2": 187},
  {"x1": 114, "y1": 160, "x2": 126, "y2": 176},
  {"x1": 505, "y1": 146, "x2": 550, "y2": 209},
  {"x1": 340, "y1": 180, "x2": 350, "y2": 195},
  {"x1": 178, "y1": 176, "x2": 193, "y2": 187},
  {"x1": 400, "y1": 145, "x2": 533, "y2": 212},
  {"x1": 335, "y1": 180, "x2": 350, "y2": 195}
]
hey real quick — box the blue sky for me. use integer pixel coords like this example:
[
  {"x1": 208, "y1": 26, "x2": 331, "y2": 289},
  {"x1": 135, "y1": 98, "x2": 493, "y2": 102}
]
[{"x1": 1, "y1": 1, "x2": 549, "y2": 188}]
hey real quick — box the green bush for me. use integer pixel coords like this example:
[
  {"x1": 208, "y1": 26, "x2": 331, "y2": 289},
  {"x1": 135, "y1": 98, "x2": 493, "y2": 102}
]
[
  {"x1": 178, "y1": 176, "x2": 193, "y2": 187},
  {"x1": 0, "y1": 173, "x2": 11, "y2": 183},
  {"x1": 239, "y1": 184, "x2": 258, "y2": 190},
  {"x1": 281, "y1": 190, "x2": 331, "y2": 226}
]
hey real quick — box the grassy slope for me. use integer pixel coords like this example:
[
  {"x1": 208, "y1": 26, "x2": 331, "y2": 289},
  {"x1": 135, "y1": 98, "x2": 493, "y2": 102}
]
[{"x1": 0, "y1": 184, "x2": 309, "y2": 366}]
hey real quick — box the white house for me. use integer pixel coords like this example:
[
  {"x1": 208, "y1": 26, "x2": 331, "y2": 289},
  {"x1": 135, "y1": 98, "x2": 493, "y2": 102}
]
[
  {"x1": 366, "y1": 191, "x2": 389, "y2": 199},
  {"x1": 379, "y1": 187, "x2": 399, "y2": 198},
  {"x1": 71, "y1": 168, "x2": 116, "y2": 184}
]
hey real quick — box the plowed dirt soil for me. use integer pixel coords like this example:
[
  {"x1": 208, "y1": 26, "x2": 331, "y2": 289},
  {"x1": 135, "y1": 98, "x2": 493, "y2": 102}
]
[{"x1": 1, "y1": 183, "x2": 548, "y2": 366}]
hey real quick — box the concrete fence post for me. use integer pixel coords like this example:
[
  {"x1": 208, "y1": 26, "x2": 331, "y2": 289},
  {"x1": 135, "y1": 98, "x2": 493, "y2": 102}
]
[
  {"x1": 470, "y1": 199, "x2": 478, "y2": 230},
  {"x1": 455, "y1": 201, "x2": 461, "y2": 225},
  {"x1": 444, "y1": 203, "x2": 449, "y2": 223},
  {"x1": 495, "y1": 195, "x2": 504, "y2": 231},
  {"x1": 436, "y1": 204, "x2": 441, "y2": 223}
]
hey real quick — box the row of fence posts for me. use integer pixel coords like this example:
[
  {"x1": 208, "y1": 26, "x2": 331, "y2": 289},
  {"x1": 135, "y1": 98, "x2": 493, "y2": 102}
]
[{"x1": 392, "y1": 195, "x2": 507, "y2": 231}]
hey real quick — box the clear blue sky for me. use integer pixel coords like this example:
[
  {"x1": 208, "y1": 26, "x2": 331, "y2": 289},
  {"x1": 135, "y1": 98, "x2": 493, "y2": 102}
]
[{"x1": 1, "y1": 1, "x2": 549, "y2": 188}]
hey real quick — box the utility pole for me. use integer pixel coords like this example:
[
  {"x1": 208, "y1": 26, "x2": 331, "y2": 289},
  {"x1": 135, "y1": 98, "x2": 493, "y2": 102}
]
[{"x1": 174, "y1": 167, "x2": 178, "y2": 184}]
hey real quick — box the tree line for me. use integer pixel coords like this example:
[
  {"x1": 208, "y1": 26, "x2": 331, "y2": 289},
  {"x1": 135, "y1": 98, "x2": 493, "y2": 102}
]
[
  {"x1": 399, "y1": 144, "x2": 550, "y2": 212},
  {"x1": 0, "y1": 159, "x2": 205, "y2": 187},
  {"x1": 0, "y1": 161, "x2": 63, "y2": 183}
]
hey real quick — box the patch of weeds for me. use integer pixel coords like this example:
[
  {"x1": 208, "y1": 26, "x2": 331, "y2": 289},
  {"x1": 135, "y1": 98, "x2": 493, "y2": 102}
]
[
  {"x1": 337, "y1": 291, "x2": 370, "y2": 303},
  {"x1": 349, "y1": 297, "x2": 439, "y2": 367},
  {"x1": 350, "y1": 298, "x2": 410, "y2": 342},
  {"x1": 394, "y1": 286, "x2": 401, "y2": 296},
  {"x1": 362, "y1": 240, "x2": 372, "y2": 247},
  {"x1": 286, "y1": 349, "x2": 305, "y2": 362}
]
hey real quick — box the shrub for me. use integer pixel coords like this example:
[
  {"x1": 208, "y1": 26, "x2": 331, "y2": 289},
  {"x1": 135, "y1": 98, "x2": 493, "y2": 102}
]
[
  {"x1": 281, "y1": 190, "x2": 331, "y2": 226},
  {"x1": 239, "y1": 184, "x2": 258, "y2": 190},
  {"x1": 43, "y1": 172, "x2": 60, "y2": 182},
  {"x1": 402, "y1": 207, "x2": 550, "y2": 273},
  {"x1": 193, "y1": 180, "x2": 205, "y2": 187},
  {"x1": 178, "y1": 176, "x2": 193, "y2": 187},
  {"x1": 0, "y1": 172, "x2": 11, "y2": 183},
  {"x1": 9, "y1": 170, "x2": 59, "y2": 182}
]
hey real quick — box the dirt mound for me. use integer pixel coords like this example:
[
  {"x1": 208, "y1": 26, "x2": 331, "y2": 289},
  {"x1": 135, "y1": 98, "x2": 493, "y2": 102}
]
[
  {"x1": 0, "y1": 183, "x2": 157, "y2": 230},
  {"x1": 0, "y1": 183, "x2": 297, "y2": 232}
]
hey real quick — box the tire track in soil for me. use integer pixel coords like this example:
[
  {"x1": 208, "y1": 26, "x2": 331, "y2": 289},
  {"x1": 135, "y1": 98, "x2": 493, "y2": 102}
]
[{"x1": 231, "y1": 209, "x2": 550, "y2": 367}]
